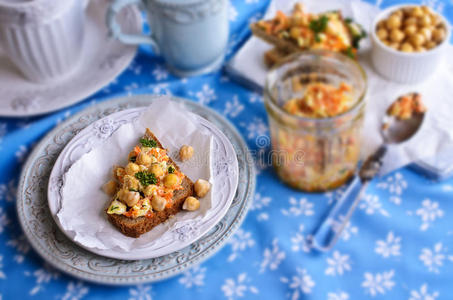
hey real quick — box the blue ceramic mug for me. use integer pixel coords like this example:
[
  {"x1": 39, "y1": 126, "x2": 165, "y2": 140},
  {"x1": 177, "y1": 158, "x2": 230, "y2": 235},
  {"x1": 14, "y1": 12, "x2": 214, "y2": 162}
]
[{"x1": 107, "y1": 0, "x2": 229, "y2": 77}]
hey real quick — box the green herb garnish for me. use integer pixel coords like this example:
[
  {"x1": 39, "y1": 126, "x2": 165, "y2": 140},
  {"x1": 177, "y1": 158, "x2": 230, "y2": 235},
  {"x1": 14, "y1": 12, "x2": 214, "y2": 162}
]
[
  {"x1": 344, "y1": 47, "x2": 355, "y2": 59},
  {"x1": 129, "y1": 188, "x2": 139, "y2": 192},
  {"x1": 168, "y1": 166, "x2": 175, "y2": 174},
  {"x1": 134, "y1": 171, "x2": 157, "y2": 187},
  {"x1": 110, "y1": 206, "x2": 119, "y2": 211},
  {"x1": 129, "y1": 156, "x2": 136, "y2": 163},
  {"x1": 309, "y1": 15, "x2": 329, "y2": 42},
  {"x1": 140, "y1": 138, "x2": 157, "y2": 148}
]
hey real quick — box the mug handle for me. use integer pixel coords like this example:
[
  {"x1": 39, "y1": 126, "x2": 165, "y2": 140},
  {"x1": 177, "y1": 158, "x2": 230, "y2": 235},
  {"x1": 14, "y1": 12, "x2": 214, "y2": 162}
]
[{"x1": 106, "y1": 0, "x2": 160, "y2": 54}]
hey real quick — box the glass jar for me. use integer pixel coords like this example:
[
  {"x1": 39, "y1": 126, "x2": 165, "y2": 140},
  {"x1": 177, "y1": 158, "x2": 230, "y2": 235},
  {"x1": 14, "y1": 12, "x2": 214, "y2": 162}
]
[{"x1": 264, "y1": 50, "x2": 367, "y2": 192}]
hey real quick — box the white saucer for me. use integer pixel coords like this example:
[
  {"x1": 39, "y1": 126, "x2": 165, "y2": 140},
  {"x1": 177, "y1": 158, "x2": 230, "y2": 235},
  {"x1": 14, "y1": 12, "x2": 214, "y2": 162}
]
[
  {"x1": 47, "y1": 102, "x2": 239, "y2": 260},
  {"x1": 0, "y1": 0, "x2": 141, "y2": 118}
]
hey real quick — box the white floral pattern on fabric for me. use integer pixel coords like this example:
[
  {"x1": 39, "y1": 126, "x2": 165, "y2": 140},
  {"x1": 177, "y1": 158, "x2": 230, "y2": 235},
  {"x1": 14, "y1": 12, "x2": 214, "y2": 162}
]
[
  {"x1": 7, "y1": 234, "x2": 30, "y2": 264},
  {"x1": 325, "y1": 251, "x2": 352, "y2": 276},
  {"x1": 259, "y1": 239, "x2": 286, "y2": 273},
  {"x1": 59, "y1": 281, "x2": 89, "y2": 300},
  {"x1": 281, "y1": 268, "x2": 315, "y2": 299},
  {"x1": 0, "y1": 256, "x2": 6, "y2": 279},
  {"x1": 419, "y1": 243, "x2": 449, "y2": 273},
  {"x1": 223, "y1": 95, "x2": 244, "y2": 118},
  {"x1": 330, "y1": 215, "x2": 359, "y2": 241},
  {"x1": 376, "y1": 172, "x2": 407, "y2": 205},
  {"x1": 195, "y1": 84, "x2": 217, "y2": 105},
  {"x1": 240, "y1": 117, "x2": 268, "y2": 140},
  {"x1": 290, "y1": 224, "x2": 312, "y2": 253},
  {"x1": 415, "y1": 199, "x2": 444, "y2": 231},
  {"x1": 25, "y1": 264, "x2": 60, "y2": 295},
  {"x1": 250, "y1": 193, "x2": 271, "y2": 222},
  {"x1": 327, "y1": 291, "x2": 349, "y2": 300},
  {"x1": 129, "y1": 284, "x2": 152, "y2": 300},
  {"x1": 15, "y1": 145, "x2": 28, "y2": 163},
  {"x1": 228, "y1": 3, "x2": 238, "y2": 22},
  {"x1": 281, "y1": 197, "x2": 314, "y2": 217},
  {"x1": 0, "y1": 207, "x2": 10, "y2": 233},
  {"x1": 0, "y1": 179, "x2": 16, "y2": 202},
  {"x1": 178, "y1": 265, "x2": 206, "y2": 288},
  {"x1": 375, "y1": 232, "x2": 402, "y2": 258},
  {"x1": 227, "y1": 229, "x2": 255, "y2": 262},
  {"x1": 359, "y1": 194, "x2": 390, "y2": 217},
  {"x1": 361, "y1": 270, "x2": 395, "y2": 297},
  {"x1": 409, "y1": 283, "x2": 439, "y2": 300},
  {"x1": 152, "y1": 65, "x2": 169, "y2": 81},
  {"x1": 221, "y1": 273, "x2": 258, "y2": 300}
]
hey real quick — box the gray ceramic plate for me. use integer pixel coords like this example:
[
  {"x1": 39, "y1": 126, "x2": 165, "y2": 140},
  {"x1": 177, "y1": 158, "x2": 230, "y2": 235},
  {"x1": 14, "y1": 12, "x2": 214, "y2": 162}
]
[{"x1": 17, "y1": 95, "x2": 255, "y2": 285}]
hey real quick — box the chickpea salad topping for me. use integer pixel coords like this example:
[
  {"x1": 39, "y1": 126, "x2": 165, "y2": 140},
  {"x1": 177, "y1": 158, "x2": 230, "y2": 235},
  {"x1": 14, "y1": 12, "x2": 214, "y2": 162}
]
[
  {"x1": 387, "y1": 92, "x2": 427, "y2": 120},
  {"x1": 105, "y1": 134, "x2": 185, "y2": 218},
  {"x1": 254, "y1": 3, "x2": 367, "y2": 59},
  {"x1": 283, "y1": 82, "x2": 354, "y2": 118}
]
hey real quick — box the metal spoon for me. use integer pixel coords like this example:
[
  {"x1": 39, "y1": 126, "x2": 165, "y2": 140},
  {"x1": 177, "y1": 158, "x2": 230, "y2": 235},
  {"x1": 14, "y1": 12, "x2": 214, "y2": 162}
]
[{"x1": 311, "y1": 95, "x2": 425, "y2": 252}]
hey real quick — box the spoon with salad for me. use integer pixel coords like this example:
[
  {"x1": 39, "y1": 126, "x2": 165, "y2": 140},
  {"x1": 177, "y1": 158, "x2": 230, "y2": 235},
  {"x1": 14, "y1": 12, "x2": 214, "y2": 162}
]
[{"x1": 311, "y1": 92, "x2": 426, "y2": 251}]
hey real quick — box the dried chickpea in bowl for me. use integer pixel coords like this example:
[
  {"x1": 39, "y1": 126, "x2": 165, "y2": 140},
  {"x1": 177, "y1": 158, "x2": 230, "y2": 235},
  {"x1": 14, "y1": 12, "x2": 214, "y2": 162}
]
[{"x1": 375, "y1": 5, "x2": 448, "y2": 53}]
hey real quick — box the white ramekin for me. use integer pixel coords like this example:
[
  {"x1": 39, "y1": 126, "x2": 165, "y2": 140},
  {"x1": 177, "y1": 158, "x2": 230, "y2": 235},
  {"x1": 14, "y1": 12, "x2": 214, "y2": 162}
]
[{"x1": 370, "y1": 4, "x2": 451, "y2": 84}]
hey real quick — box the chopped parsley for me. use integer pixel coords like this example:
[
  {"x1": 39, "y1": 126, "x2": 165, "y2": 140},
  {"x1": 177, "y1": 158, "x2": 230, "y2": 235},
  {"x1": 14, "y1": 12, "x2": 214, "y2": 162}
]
[
  {"x1": 168, "y1": 166, "x2": 175, "y2": 174},
  {"x1": 109, "y1": 206, "x2": 119, "y2": 211},
  {"x1": 129, "y1": 156, "x2": 136, "y2": 163},
  {"x1": 140, "y1": 138, "x2": 157, "y2": 148},
  {"x1": 309, "y1": 15, "x2": 329, "y2": 42},
  {"x1": 134, "y1": 171, "x2": 157, "y2": 187},
  {"x1": 344, "y1": 47, "x2": 355, "y2": 59}
]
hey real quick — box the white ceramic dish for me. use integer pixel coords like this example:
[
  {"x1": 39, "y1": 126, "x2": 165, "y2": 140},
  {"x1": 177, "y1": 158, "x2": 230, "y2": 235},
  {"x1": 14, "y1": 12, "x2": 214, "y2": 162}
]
[
  {"x1": 17, "y1": 95, "x2": 255, "y2": 284},
  {"x1": 47, "y1": 105, "x2": 239, "y2": 260},
  {"x1": 0, "y1": 0, "x2": 140, "y2": 117},
  {"x1": 370, "y1": 4, "x2": 451, "y2": 83}
]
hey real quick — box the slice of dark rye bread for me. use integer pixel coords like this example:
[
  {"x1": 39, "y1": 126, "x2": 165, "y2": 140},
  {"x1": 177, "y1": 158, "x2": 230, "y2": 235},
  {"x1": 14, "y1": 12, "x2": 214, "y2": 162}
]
[{"x1": 106, "y1": 128, "x2": 194, "y2": 238}]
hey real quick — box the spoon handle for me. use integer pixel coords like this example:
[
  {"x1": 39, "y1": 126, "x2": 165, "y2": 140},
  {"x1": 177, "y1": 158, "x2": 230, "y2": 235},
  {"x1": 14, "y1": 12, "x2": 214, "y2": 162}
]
[{"x1": 311, "y1": 145, "x2": 387, "y2": 252}]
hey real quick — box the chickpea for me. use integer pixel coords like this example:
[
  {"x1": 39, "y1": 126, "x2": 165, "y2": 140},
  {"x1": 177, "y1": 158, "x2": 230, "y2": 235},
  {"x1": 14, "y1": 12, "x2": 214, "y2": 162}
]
[
  {"x1": 404, "y1": 24, "x2": 417, "y2": 36},
  {"x1": 425, "y1": 41, "x2": 437, "y2": 49},
  {"x1": 179, "y1": 145, "x2": 194, "y2": 162},
  {"x1": 194, "y1": 179, "x2": 211, "y2": 198},
  {"x1": 136, "y1": 152, "x2": 152, "y2": 166},
  {"x1": 432, "y1": 28, "x2": 445, "y2": 43},
  {"x1": 119, "y1": 189, "x2": 140, "y2": 207},
  {"x1": 419, "y1": 14, "x2": 432, "y2": 27},
  {"x1": 290, "y1": 27, "x2": 301, "y2": 39},
  {"x1": 377, "y1": 28, "x2": 388, "y2": 40},
  {"x1": 389, "y1": 42, "x2": 400, "y2": 50},
  {"x1": 400, "y1": 42, "x2": 414, "y2": 52},
  {"x1": 143, "y1": 184, "x2": 157, "y2": 197},
  {"x1": 390, "y1": 29, "x2": 405, "y2": 43},
  {"x1": 386, "y1": 15, "x2": 402, "y2": 29},
  {"x1": 149, "y1": 163, "x2": 164, "y2": 178},
  {"x1": 377, "y1": 20, "x2": 387, "y2": 30},
  {"x1": 163, "y1": 173, "x2": 179, "y2": 188},
  {"x1": 125, "y1": 162, "x2": 140, "y2": 176},
  {"x1": 411, "y1": 6, "x2": 423, "y2": 18},
  {"x1": 415, "y1": 45, "x2": 427, "y2": 52},
  {"x1": 404, "y1": 17, "x2": 417, "y2": 26},
  {"x1": 421, "y1": 5, "x2": 431, "y2": 14},
  {"x1": 410, "y1": 33, "x2": 426, "y2": 46},
  {"x1": 102, "y1": 180, "x2": 118, "y2": 196},
  {"x1": 183, "y1": 196, "x2": 200, "y2": 211},
  {"x1": 391, "y1": 10, "x2": 403, "y2": 18},
  {"x1": 151, "y1": 195, "x2": 166, "y2": 212},
  {"x1": 113, "y1": 167, "x2": 125, "y2": 181},
  {"x1": 123, "y1": 175, "x2": 140, "y2": 190},
  {"x1": 419, "y1": 27, "x2": 432, "y2": 41}
]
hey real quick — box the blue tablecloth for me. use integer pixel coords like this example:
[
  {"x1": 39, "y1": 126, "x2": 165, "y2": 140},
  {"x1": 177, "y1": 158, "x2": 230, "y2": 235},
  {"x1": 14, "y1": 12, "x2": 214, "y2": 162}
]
[{"x1": 1, "y1": 0, "x2": 453, "y2": 299}]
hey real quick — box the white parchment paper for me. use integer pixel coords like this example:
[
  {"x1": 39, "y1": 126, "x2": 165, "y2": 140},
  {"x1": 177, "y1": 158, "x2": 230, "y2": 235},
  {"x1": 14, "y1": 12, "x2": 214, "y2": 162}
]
[
  {"x1": 57, "y1": 97, "x2": 213, "y2": 252},
  {"x1": 228, "y1": 0, "x2": 453, "y2": 175}
]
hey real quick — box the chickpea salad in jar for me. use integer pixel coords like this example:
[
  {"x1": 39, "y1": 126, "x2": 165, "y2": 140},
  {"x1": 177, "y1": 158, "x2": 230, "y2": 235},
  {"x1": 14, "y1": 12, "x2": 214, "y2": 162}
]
[{"x1": 264, "y1": 50, "x2": 367, "y2": 192}]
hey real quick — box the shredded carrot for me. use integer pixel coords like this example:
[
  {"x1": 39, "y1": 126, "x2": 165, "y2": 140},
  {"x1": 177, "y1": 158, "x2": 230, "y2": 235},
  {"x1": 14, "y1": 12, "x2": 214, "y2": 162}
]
[{"x1": 134, "y1": 146, "x2": 141, "y2": 155}]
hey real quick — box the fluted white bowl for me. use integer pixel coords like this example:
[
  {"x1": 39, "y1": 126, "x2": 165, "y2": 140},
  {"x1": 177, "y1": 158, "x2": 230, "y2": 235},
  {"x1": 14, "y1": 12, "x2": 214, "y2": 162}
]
[{"x1": 370, "y1": 4, "x2": 451, "y2": 84}]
